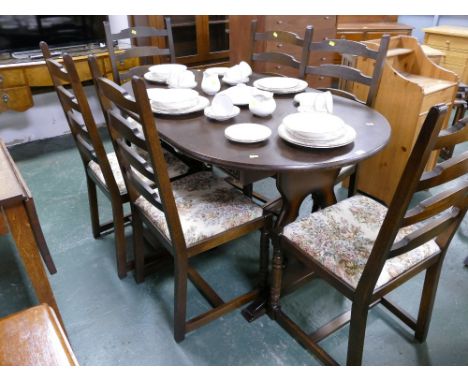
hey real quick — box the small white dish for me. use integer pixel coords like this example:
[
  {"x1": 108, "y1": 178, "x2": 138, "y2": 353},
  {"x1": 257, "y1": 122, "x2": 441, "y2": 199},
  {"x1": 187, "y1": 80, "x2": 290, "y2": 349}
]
[
  {"x1": 205, "y1": 67, "x2": 229, "y2": 76},
  {"x1": 254, "y1": 77, "x2": 299, "y2": 90},
  {"x1": 224, "y1": 123, "x2": 272, "y2": 143},
  {"x1": 167, "y1": 70, "x2": 197, "y2": 89},
  {"x1": 254, "y1": 77, "x2": 308, "y2": 94},
  {"x1": 204, "y1": 105, "x2": 240, "y2": 121},
  {"x1": 278, "y1": 123, "x2": 356, "y2": 148}
]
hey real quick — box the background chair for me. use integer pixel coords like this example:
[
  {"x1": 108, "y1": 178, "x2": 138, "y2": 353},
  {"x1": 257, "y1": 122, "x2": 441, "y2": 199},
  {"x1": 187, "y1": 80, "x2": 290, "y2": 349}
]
[
  {"x1": 104, "y1": 17, "x2": 175, "y2": 85},
  {"x1": 40, "y1": 41, "x2": 131, "y2": 279},
  {"x1": 270, "y1": 103, "x2": 467, "y2": 365},
  {"x1": 92, "y1": 72, "x2": 273, "y2": 342},
  {"x1": 306, "y1": 33, "x2": 390, "y2": 210},
  {"x1": 249, "y1": 19, "x2": 313, "y2": 79}
]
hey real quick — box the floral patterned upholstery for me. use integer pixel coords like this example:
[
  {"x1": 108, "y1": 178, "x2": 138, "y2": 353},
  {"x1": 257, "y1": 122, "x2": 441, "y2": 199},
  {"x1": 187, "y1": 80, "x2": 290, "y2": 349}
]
[
  {"x1": 283, "y1": 195, "x2": 440, "y2": 290},
  {"x1": 88, "y1": 150, "x2": 190, "y2": 194},
  {"x1": 135, "y1": 171, "x2": 264, "y2": 247}
]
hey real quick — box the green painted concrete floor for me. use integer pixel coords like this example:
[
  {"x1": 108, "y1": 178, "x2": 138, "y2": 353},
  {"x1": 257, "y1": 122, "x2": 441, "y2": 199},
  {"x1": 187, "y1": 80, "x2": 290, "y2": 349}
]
[{"x1": 1, "y1": 133, "x2": 467, "y2": 366}]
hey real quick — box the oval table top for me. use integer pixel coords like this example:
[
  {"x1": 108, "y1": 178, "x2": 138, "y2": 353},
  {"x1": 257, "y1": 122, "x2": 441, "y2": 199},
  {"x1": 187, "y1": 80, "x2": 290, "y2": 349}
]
[{"x1": 122, "y1": 68, "x2": 391, "y2": 174}]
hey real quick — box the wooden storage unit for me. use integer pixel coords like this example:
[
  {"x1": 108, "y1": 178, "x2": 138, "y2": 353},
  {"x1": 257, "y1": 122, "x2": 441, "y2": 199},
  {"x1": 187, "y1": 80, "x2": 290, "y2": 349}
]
[
  {"x1": 229, "y1": 15, "x2": 337, "y2": 87},
  {"x1": 423, "y1": 25, "x2": 468, "y2": 83},
  {"x1": 0, "y1": 51, "x2": 137, "y2": 112},
  {"x1": 336, "y1": 16, "x2": 413, "y2": 41},
  {"x1": 129, "y1": 15, "x2": 230, "y2": 67},
  {"x1": 352, "y1": 36, "x2": 458, "y2": 205}
]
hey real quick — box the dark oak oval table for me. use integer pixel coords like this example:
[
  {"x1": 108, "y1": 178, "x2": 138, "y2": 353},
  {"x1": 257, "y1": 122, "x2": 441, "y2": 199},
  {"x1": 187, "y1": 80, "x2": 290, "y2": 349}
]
[
  {"x1": 123, "y1": 68, "x2": 391, "y2": 320},
  {"x1": 124, "y1": 68, "x2": 390, "y2": 225}
]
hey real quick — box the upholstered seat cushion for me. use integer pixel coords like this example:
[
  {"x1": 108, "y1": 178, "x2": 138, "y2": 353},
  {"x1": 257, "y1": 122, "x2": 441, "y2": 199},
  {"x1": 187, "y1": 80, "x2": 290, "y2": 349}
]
[
  {"x1": 135, "y1": 171, "x2": 264, "y2": 247},
  {"x1": 88, "y1": 150, "x2": 190, "y2": 194},
  {"x1": 283, "y1": 195, "x2": 440, "y2": 290}
]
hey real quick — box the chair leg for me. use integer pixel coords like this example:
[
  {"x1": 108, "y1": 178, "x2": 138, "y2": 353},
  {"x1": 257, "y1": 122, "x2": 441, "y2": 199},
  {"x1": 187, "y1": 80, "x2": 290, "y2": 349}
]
[
  {"x1": 86, "y1": 175, "x2": 101, "y2": 239},
  {"x1": 347, "y1": 165, "x2": 359, "y2": 198},
  {"x1": 346, "y1": 302, "x2": 369, "y2": 366},
  {"x1": 132, "y1": 208, "x2": 146, "y2": 284},
  {"x1": 174, "y1": 255, "x2": 188, "y2": 342},
  {"x1": 311, "y1": 193, "x2": 322, "y2": 212},
  {"x1": 415, "y1": 261, "x2": 443, "y2": 342},
  {"x1": 112, "y1": 201, "x2": 128, "y2": 279}
]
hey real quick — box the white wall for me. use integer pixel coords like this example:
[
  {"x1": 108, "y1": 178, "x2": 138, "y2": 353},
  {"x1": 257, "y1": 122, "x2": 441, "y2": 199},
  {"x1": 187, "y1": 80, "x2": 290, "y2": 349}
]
[{"x1": 0, "y1": 16, "x2": 128, "y2": 146}]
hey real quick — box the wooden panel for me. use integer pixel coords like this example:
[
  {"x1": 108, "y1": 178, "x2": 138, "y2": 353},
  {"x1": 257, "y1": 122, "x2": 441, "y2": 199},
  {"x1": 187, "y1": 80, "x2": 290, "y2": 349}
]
[
  {"x1": 353, "y1": 36, "x2": 458, "y2": 205},
  {"x1": 0, "y1": 304, "x2": 77, "y2": 366},
  {"x1": 0, "y1": 86, "x2": 33, "y2": 112}
]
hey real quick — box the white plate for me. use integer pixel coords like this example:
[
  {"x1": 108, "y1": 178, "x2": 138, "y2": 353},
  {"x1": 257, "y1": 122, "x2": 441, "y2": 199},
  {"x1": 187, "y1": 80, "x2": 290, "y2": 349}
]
[
  {"x1": 204, "y1": 105, "x2": 240, "y2": 121},
  {"x1": 205, "y1": 67, "x2": 229, "y2": 76},
  {"x1": 222, "y1": 76, "x2": 250, "y2": 86},
  {"x1": 148, "y1": 64, "x2": 187, "y2": 83},
  {"x1": 151, "y1": 96, "x2": 209, "y2": 115},
  {"x1": 219, "y1": 85, "x2": 256, "y2": 106},
  {"x1": 278, "y1": 123, "x2": 356, "y2": 148},
  {"x1": 168, "y1": 81, "x2": 198, "y2": 89},
  {"x1": 254, "y1": 78, "x2": 308, "y2": 94},
  {"x1": 225, "y1": 123, "x2": 272, "y2": 143},
  {"x1": 147, "y1": 88, "x2": 199, "y2": 110},
  {"x1": 254, "y1": 77, "x2": 299, "y2": 90}
]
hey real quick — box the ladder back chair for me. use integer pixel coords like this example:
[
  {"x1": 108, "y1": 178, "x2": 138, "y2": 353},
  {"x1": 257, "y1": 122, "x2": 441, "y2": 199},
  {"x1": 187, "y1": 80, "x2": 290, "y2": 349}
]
[
  {"x1": 40, "y1": 41, "x2": 131, "y2": 279},
  {"x1": 93, "y1": 72, "x2": 273, "y2": 342},
  {"x1": 307, "y1": 33, "x2": 390, "y2": 209},
  {"x1": 250, "y1": 19, "x2": 313, "y2": 79},
  {"x1": 270, "y1": 103, "x2": 467, "y2": 365},
  {"x1": 104, "y1": 17, "x2": 175, "y2": 85}
]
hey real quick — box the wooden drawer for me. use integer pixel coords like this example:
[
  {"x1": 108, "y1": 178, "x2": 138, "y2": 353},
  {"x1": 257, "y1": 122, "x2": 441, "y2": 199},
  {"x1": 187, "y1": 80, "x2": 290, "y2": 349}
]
[
  {"x1": 0, "y1": 86, "x2": 33, "y2": 112},
  {"x1": 419, "y1": 85, "x2": 456, "y2": 115},
  {"x1": 425, "y1": 34, "x2": 468, "y2": 53},
  {"x1": 0, "y1": 68, "x2": 27, "y2": 87},
  {"x1": 264, "y1": 16, "x2": 335, "y2": 40}
]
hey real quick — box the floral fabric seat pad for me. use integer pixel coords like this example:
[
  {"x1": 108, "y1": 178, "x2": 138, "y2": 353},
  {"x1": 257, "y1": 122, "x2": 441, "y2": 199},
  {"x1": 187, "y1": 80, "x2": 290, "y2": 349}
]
[
  {"x1": 135, "y1": 171, "x2": 263, "y2": 247},
  {"x1": 88, "y1": 150, "x2": 190, "y2": 194},
  {"x1": 283, "y1": 195, "x2": 440, "y2": 289}
]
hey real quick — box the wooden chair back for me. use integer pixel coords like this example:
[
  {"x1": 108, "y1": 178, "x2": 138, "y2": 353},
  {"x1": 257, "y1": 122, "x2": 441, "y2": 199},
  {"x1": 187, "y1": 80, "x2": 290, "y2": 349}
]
[
  {"x1": 91, "y1": 68, "x2": 187, "y2": 254},
  {"x1": 250, "y1": 19, "x2": 313, "y2": 79},
  {"x1": 39, "y1": 41, "x2": 120, "y2": 197},
  {"x1": 358, "y1": 104, "x2": 467, "y2": 300},
  {"x1": 305, "y1": 32, "x2": 390, "y2": 106},
  {"x1": 104, "y1": 17, "x2": 175, "y2": 84}
]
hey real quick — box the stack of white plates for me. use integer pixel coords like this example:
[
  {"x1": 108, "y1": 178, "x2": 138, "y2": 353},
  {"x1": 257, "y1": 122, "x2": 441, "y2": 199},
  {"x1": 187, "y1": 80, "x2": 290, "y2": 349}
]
[
  {"x1": 253, "y1": 77, "x2": 308, "y2": 94},
  {"x1": 145, "y1": 64, "x2": 187, "y2": 83},
  {"x1": 147, "y1": 88, "x2": 209, "y2": 115},
  {"x1": 278, "y1": 112, "x2": 356, "y2": 148}
]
